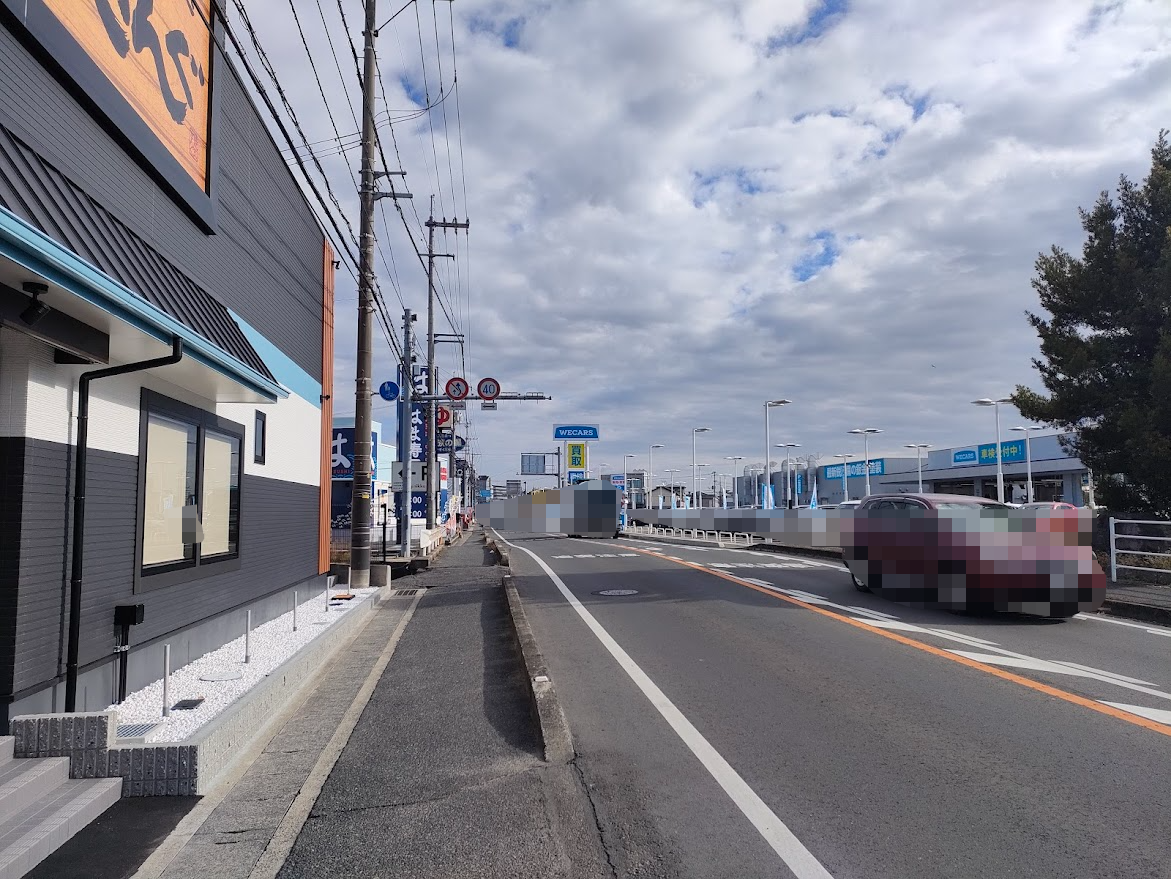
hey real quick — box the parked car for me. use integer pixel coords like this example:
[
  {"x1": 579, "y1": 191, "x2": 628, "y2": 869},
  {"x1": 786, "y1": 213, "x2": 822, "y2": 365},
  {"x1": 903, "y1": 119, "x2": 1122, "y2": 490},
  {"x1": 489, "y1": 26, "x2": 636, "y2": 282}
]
[
  {"x1": 1018, "y1": 501, "x2": 1077, "y2": 510},
  {"x1": 842, "y1": 493, "x2": 1105, "y2": 618}
]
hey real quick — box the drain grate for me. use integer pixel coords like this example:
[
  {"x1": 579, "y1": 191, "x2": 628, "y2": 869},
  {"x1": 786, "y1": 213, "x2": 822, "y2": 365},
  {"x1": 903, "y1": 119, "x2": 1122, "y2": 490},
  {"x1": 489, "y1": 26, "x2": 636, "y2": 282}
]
[
  {"x1": 390, "y1": 589, "x2": 420, "y2": 597},
  {"x1": 117, "y1": 723, "x2": 158, "y2": 739},
  {"x1": 171, "y1": 697, "x2": 205, "y2": 711},
  {"x1": 593, "y1": 589, "x2": 639, "y2": 597}
]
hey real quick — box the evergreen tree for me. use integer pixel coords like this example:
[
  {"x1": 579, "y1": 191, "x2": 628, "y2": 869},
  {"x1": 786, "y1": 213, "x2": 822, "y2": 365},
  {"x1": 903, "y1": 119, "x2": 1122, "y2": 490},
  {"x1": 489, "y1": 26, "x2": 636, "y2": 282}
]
[{"x1": 1014, "y1": 131, "x2": 1171, "y2": 515}]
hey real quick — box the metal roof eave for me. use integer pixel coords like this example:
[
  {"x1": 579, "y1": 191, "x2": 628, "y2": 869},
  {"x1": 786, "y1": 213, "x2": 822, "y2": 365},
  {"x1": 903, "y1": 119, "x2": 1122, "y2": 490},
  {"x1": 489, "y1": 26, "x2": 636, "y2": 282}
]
[{"x1": 0, "y1": 207, "x2": 286, "y2": 402}]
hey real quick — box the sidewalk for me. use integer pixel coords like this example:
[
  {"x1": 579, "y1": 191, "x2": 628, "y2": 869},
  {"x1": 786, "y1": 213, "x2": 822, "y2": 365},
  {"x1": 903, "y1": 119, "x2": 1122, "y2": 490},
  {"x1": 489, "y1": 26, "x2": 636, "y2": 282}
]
[
  {"x1": 31, "y1": 532, "x2": 609, "y2": 879},
  {"x1": 1103, "y1": 581, "x2": 1171, "y2": 626}
]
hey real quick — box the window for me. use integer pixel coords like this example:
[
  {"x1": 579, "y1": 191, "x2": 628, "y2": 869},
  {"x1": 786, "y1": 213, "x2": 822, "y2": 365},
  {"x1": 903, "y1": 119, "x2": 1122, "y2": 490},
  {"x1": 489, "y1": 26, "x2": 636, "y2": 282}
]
[
  {"x1": 254, "y1": 410, "x2": 266, "y2": 464},
  {"x1": 138, "y1": 391, "x2": 244, "y2": 587}
]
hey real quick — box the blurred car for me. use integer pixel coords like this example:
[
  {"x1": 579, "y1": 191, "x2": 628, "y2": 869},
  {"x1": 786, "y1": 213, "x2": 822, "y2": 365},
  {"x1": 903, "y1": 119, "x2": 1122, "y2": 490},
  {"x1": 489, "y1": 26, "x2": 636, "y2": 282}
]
[
  {"x1": 838, "y1": 499, "x2": 862, "y2": 508},
  {"x1": 842, "y1": 493, "x2": 1105, "y2": 618},
  {"x1": 1018, "y1": 501, "x2": 1077, "y2": 510}
]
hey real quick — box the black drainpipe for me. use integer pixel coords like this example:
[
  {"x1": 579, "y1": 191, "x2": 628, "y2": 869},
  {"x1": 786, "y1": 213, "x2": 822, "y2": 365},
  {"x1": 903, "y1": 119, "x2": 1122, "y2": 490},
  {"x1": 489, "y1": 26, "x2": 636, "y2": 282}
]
[{"x1": 64, "y1": 338, "x2": 184, "y2": 712}]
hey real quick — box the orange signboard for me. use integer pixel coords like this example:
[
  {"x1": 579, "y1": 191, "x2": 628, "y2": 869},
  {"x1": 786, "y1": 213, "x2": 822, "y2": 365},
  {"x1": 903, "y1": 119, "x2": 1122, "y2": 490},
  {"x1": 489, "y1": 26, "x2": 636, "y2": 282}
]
[{"x1": 44, "y1": 0, "x2": 213, "y2": 191}]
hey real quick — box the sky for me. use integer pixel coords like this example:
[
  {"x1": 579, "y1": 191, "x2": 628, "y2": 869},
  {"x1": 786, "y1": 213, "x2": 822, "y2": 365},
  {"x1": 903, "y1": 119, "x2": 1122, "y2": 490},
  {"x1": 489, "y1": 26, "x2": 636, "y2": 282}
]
[{"x1": 240, "y1": 0, "x2": 1171, "y2": 488}]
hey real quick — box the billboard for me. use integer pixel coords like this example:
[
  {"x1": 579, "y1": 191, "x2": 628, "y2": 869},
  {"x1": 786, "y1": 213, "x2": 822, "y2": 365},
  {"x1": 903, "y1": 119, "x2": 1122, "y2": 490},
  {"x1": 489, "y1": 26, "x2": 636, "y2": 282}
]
[
  {"x1": 822, "y1": 459, "x2": 886, "y2": 481},
  {"x1": 7, "y1": 0, "x2": 218, "y2": 223},
  {"x1": 331, "y1": 429, "x2": 378, "y2": 481},
  {"x1": 553, "y1": 425, "x2": 600, "y2": 440},
  {"x1": 521, "y1": 453, "x2": 558, "y2": 476},
  {"x1": 566, "y1": 442, "x2": 586, "y2": 470}
]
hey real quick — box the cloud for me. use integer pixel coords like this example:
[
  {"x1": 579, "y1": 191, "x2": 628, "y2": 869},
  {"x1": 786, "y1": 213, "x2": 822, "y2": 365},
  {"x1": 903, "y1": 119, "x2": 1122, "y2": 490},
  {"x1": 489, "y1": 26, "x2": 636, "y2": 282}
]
[{"x1": 245, "y1": 0, "x2": 1171, "y2": 483}]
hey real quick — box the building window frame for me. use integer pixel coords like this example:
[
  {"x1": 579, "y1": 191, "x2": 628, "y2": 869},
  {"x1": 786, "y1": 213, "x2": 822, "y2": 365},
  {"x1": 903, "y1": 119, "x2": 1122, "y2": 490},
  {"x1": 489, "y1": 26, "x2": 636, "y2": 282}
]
[
  {"x1": 135, "y1": 390, "x2": 244, "y2": 593},
  {"x1": 254, "y1": 410, "x2": 266, "y2": 464}
]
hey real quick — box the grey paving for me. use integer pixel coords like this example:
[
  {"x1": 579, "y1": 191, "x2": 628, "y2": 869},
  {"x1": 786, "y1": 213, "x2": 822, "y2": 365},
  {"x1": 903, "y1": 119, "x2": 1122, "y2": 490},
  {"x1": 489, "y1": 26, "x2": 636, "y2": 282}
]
[
  {"x1": 152, "y1": 593, "x2": 411, "y2": 879},
  {"x1": 278, "y1": 532, "x2": 612, "y2": 879}
]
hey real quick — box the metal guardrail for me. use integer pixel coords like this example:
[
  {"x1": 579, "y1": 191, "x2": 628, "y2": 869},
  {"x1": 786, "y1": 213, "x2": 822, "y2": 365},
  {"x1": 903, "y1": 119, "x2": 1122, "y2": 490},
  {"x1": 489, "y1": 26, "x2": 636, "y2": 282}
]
[{"x1": 1108, "y1": 517, "x2": 1171, "y2": 582}]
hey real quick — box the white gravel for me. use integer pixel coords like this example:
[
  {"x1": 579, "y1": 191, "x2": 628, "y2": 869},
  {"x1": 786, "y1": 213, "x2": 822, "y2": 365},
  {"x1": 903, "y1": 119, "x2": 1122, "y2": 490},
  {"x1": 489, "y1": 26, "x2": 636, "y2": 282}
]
[{"x1": 111, "y1": 588, "x2": 377, "y2": 743}]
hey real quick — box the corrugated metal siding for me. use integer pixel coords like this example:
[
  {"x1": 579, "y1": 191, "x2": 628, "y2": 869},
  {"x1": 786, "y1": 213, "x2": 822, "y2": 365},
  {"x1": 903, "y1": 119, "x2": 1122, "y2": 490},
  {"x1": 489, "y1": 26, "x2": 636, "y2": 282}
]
[
  {"x1": 8, "y1": 438, "x2": 319, "y2": 698},
  {"x1": 0, "y1": 24, "x2": 324, "y2": 379},
  {"x1": 0, "y1": 126, "x2": 275, "y2": 381}
]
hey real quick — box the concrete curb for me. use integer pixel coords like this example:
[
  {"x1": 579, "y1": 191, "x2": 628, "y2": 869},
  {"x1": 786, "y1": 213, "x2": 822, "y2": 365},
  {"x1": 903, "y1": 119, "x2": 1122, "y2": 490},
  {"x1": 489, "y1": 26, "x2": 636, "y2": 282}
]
[
  {"x1": 500, "y1": 566, "x2": 574, "y2": 765},
  {"x1": 1101, "y1": 596, "x2": 1171, "y2": 628}
]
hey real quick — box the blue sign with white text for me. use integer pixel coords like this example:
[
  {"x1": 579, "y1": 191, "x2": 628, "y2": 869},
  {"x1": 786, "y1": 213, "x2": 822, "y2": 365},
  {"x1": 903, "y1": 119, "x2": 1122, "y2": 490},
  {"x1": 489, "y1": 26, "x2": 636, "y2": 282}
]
[
  {"x1": 953, "y1": 449, "x2": 978, "y2": 466},
  {"x1": 554, "y1": 425, "x2": 601, "y2": 440},
  {"x1": 821, "y1": 459, "x2": 886, "y2": 481},
  {"x1": 331, "y1": 428, "x2": 378, "y2": 481}
]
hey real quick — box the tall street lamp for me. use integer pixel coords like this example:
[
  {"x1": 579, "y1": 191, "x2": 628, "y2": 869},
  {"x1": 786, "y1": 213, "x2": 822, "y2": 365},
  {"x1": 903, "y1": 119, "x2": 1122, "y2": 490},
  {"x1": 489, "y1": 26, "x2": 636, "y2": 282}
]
[
  {"x1": 648, "y1": 444, "x2": 664, "y2": 509},
  {"x1": 691, "y1": 427, "x2": 711, "y2": 508},
  {"x1": 764, "y1": 399, "x2": 792, "y2": 509},
  {"x1": 834, "y1": 454, "x2": 851, "y2": 501},
  {"x1": 623, "y1": 454, "x2": 635, "y2": 509},
  {"x1": 1010, "y1": 426, "x2": 1041, "y2": 503},
  {"x1": 848, "y1": 428, "x2": 882, "y2": 496},
  {"x1": 972, "y1": 398, "x2": 1013, "y2": 503},
  {"x1": 726, "y1": 456, "x2": 744, "y2": 507},
  {"x1": 695, "y1": 464, "x2": 710, "y2": 507},
  {"x1": 663, "y1": 469, "x2": 680, "y2": 507},
  {"x1": 904, "y1": 443, "x2": 931, "y2": 493},
  {"x1": 775, "y1": 443, "x2": 800, "y2": 508}
]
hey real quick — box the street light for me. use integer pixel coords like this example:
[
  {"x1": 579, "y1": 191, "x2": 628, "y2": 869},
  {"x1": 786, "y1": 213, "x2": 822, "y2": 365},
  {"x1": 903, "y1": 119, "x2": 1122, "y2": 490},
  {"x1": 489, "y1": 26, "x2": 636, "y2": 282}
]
[
  {"x1": 775, "y1": 443, "x2": 800, "y2": 508},
  {"x1": 972, "y1": 398, "x2": 1013, "y2": 503},
  {"x1": 1010, "y1": 426, "x2": 1041, "y2": 503},
  {"x1": 663, "y1": 468, "x2": 680, "y2": 507},
  {"x1": 648, "y1": 444, "x2": 664, "y2": 509},
  {"x1": 764, "y1": 400, "x2": 792, "y2": 509},
  {"x1": 833, "y1": 454, "x2": 851, "y2": 501},
  {"x1": 904, "y1": 444, "x2": 931, "y2": 493},
  {"x1": 695, "y1": 464, "x2": 710, "y2": 507},
  {"x1": 848, "y1": 428, "x2": 882, "y2": 496},
  {"x1": 623, "y1": 454, "x2": 635, "y2": 509},
  {"x1": 725, "y1": 456, "x2": 744, "y2": 507},
  {"x1": 692, "y1": 427, "x2": 711, "y2": 508}
]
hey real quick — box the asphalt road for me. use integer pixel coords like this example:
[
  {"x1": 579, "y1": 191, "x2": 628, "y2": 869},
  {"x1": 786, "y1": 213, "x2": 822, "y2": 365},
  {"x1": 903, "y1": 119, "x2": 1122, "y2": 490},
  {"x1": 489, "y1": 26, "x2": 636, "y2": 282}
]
[{"x1": 500, "y1": 531, "x2": 1171, "y2": 879}]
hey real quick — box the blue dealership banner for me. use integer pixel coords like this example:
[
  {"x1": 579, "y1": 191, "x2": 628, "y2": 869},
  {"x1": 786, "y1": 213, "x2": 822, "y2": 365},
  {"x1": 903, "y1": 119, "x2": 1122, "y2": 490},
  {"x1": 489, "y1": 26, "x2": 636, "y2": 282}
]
[
  {"x1": 978, "y1": 440, "x2": 1027, "y2": 465},
  {"x1": 822, "y1": 458, "x2": 886, "y2": 481},
  {"x1": 331, "y1": 428, "x2": 378, "y2": 480},
  {"x1": 554, "y1": 424, "x2": 601, "y2": 440}
]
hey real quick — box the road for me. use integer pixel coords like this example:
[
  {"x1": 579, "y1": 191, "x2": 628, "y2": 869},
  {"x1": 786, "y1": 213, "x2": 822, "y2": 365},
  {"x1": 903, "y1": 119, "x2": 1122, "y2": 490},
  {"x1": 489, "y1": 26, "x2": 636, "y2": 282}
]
[{"x1": 499, "y1": 531, "x2": 1171, "y2": 879}]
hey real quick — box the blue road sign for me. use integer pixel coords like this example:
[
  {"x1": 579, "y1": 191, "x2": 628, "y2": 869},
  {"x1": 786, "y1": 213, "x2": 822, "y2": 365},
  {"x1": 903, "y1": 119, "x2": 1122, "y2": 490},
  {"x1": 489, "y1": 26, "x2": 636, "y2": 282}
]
[
  {"x1": 378, "y1": 380, "x2": 400, "y2": 401},
  {"x1": 554, "y1": 424, "x2": 601, "y2": 441}
]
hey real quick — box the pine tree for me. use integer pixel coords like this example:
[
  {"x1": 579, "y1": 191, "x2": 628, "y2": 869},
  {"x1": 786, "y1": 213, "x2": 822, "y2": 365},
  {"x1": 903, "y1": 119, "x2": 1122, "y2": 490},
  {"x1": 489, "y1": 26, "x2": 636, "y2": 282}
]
[{"x1": 1014, "y1": 131, "x2": 1171, "y2": 515}]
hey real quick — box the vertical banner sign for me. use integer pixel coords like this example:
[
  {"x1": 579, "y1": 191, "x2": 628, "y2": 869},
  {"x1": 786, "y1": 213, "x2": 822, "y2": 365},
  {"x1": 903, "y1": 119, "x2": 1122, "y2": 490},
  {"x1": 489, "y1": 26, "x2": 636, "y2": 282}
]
[
  {"x1": 395, "y1": 366, "x2": 429, "y2": 518},
  {"x1": 566, "y1": 442, "x2": 586, "y2": 471}
]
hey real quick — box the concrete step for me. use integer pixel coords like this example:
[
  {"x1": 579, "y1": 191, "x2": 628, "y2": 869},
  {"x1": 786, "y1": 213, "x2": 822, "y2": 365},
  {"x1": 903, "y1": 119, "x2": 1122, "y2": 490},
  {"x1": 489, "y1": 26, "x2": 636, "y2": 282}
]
[
  {"x1": 0, "y1": 777, "x2": 121, "y2": 879},
  {"x1": 0, "y1": 739, "x2": 13, "y2": 765},
  {"x1": 0, "y1": 759, "x2": 68, "y2": 828}
]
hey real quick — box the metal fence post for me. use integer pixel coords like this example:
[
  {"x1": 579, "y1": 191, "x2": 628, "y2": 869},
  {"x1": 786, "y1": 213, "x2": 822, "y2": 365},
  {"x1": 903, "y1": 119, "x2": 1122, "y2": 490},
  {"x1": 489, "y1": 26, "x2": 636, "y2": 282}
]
[
  {"x1": 245, "y1": 610, "x2": 252, "y2": 663},
  {"x1": 1108, "y1": 516, "x2": 1117, "y2": 582},
  {"x1": 162, "y1": 644, "x2": 171, "y2": 718},
  {"x1": 292, "y1": 590, "x2": 298, "y2": 632}
]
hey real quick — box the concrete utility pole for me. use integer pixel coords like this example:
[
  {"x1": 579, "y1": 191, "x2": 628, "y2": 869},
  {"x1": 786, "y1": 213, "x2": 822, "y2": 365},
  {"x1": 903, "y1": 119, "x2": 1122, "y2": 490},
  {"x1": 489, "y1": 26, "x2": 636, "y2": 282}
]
[
  {"x1": 349, "y1": 0, "x2": 379, "y2": 588},
  {"x1": 398, "y1": 308, "x2": 415, "y2": 559},
  {"x1": 424, "y1": 205, "x2": 469, "y2": 528}
]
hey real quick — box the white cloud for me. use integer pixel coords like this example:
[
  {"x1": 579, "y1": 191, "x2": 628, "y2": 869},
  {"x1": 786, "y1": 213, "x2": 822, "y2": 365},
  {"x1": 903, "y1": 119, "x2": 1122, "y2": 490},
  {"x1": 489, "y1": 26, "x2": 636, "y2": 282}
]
[{"x1": 247, "y1": 0, "x2": 1171, "y2": 483}]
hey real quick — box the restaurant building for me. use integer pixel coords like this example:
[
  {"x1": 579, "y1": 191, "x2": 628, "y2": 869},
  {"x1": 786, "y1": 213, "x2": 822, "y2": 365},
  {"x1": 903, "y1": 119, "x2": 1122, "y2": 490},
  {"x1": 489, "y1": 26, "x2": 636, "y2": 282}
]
[{"x1": 0, "y1": 1, "x2": 333, "y2": 723}]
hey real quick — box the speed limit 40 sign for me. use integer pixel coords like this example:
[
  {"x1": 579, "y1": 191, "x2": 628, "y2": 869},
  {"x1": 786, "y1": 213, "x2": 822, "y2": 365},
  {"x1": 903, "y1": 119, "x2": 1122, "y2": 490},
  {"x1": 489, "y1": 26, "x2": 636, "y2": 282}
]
[{"x1": 477, "y1": 377, "x2": 501, "y2": 400}]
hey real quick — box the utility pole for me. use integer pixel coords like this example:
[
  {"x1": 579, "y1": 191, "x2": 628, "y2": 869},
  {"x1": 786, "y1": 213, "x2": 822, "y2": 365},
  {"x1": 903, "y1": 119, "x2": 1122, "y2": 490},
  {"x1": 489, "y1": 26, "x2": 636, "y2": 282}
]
[
  {"x1": 349, "y1": 0, "x2": 379, "y2": 588},
  {"x1": 398, "y1": 308, "x2": 415, "y2": 559},
  {"x1": 424, "y1": 205, "x2": 469, "y2": 528}
]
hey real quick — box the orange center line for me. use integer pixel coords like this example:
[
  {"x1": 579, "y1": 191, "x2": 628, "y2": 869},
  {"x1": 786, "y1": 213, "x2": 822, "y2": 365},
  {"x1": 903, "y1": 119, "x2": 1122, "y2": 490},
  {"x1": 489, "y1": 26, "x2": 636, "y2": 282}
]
[{"x1": 620, "y1": 545, "x2": 1171, "y2": 739}]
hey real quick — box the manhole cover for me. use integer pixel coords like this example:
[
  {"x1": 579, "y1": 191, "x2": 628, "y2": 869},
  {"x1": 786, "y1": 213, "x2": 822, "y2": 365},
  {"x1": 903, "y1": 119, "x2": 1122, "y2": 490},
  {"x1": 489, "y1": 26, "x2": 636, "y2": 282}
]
[
  {"x1": 593, "y1": 589, "x2": 639, "y2": 597},
  {"x1": 200, "y1": 669, "x2": 243, "y2": 682}
]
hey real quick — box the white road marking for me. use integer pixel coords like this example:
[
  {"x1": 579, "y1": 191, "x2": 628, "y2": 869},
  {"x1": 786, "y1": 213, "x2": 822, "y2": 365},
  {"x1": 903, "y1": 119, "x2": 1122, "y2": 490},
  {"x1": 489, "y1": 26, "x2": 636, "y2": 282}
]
[
  {"x1": 503, "y1": 537, "x2": 835, "y2": 879},
  {"x1": 552, "y1": 555, "x2": 575, "y2": 559},
  {"x1": 946, "y1": 651, "x2": 1171, "y2": 702},
  {"x1": 1077, "y1": 614, "x2": 1171, "y2": 637},
  {"x1": 1100, "y1": 702, "x2": 1171, "y2": 726},
  {"x1": 574, "y1": 554, "x2": 597, "y2": 558}
]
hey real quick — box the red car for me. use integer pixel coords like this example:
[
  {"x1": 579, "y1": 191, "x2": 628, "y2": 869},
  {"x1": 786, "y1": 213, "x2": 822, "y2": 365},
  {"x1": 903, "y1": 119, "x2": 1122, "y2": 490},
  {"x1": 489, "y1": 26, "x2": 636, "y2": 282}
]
[{"x1": 842, "y1": 493, "x2": 1106, "y2": 618}]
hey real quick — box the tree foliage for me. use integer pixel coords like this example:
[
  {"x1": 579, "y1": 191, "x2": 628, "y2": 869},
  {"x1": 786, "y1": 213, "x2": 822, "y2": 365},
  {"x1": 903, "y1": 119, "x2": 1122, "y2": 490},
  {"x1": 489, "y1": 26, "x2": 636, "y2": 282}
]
[{"x1": 1014, "y1": 131, "x2": 1171, "y2": 515}]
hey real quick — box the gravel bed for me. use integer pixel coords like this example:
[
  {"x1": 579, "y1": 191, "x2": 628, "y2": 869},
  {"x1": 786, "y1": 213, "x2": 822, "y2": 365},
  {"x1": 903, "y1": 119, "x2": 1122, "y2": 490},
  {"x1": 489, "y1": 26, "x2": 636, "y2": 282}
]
[{"x1": 110, "y1": 588, "x2": 377, "y2": 743}]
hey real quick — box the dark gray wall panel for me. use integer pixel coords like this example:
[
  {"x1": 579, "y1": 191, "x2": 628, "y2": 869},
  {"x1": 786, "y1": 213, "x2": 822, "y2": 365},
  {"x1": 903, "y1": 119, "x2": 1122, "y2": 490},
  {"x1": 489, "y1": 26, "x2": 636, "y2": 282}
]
[
  {"x1": 0, "y1": 21, "x2": 324, "y2": 380},
  {"x1": 7, "y1": 438, "x2": 320, "y2": 701}
]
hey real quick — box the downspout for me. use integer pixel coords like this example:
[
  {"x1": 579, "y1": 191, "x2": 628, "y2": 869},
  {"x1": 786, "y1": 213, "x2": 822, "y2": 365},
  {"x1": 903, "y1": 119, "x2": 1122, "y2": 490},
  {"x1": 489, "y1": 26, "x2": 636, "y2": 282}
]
[{"x1": 64, "y1": 338, "x2": 184, "y2": 712}]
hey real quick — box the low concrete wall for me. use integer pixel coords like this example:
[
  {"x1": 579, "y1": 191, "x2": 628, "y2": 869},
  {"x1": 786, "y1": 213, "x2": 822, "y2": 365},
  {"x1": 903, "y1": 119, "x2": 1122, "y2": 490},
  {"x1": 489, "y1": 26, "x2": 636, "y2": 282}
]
[
  {"x1": 626, "y1": 509, "x2": 848, "y2": 552},
  {"x1": 11, "y1": 589, "x2": 381, "y2": 796}
]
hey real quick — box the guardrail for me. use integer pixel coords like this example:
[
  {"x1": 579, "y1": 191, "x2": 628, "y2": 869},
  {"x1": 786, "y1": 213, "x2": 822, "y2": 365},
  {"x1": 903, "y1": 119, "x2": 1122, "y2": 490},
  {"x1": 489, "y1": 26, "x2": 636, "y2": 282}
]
[
  {"x1": 1108, "y1": 517, "x2": 1171, "y2": 582},
  {"x1": 623, "y1": 523, "x2": 771, "y2": 547}
]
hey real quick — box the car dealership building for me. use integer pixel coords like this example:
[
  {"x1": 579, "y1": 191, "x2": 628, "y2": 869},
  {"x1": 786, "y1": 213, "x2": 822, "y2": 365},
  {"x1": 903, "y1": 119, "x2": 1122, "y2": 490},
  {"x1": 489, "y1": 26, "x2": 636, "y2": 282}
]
[{"x1": 0, "y1": 2, "x2": 333, "y2": 723}]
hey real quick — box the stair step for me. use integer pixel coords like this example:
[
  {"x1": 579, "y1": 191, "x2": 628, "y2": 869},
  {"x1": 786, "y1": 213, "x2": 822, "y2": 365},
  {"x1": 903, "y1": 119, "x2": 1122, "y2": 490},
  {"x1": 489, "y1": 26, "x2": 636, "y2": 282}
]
[
  {"x1": 0, "y1": 760, "x2": 68, "y2": 828},
  {"x1": 0, "y1": 740, "x2": 12, "y2": 766},
  {"x1": 0, "y1": 778, "x2": 121, "y2": 879}
]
